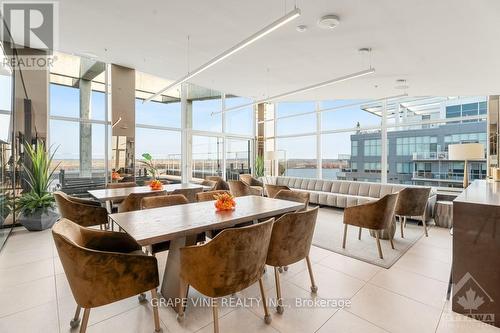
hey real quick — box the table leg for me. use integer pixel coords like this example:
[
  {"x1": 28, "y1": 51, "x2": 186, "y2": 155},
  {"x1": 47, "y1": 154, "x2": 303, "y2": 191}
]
[
  {"x1": 160, "y1": 236, "x2": 197, "y2": 313},
  {"x1": 101, "y1": 201, "x2": 112, "y2": 229}
]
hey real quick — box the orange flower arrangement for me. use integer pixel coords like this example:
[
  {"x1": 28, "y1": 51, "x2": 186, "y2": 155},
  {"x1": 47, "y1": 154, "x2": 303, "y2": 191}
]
[
  {"x1": 149, "y1": 179, "x2": 163, "y2": 190},
  {"x1": 214, "y1": 192, "x2": 236, "y2": 211},
  {"x1": 111, "y1": 171, "x2": 121, "y2": 180}
]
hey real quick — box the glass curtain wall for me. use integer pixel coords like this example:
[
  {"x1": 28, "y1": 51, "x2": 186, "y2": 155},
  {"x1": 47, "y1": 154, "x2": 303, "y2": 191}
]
[
  {"x1": 266, "y1": 96, "x2": 487, "y2": 188},
  {"x1": 49, "y1": 52, "x2": 108, "y2": 196}
]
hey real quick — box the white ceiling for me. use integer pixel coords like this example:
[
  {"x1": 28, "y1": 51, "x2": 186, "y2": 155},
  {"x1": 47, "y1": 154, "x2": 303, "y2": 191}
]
[{"x1": 56, "y1": 0, "x2": 500, "y2": 101}]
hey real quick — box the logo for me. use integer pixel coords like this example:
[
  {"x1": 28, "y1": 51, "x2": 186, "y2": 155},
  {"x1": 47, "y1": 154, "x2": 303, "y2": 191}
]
[
  {"x1": 1, "y1": 1, "x2": 57, "y2": 51},
  {"x1": 451, "y1": 272, "x2": 494, "y2": 323}
]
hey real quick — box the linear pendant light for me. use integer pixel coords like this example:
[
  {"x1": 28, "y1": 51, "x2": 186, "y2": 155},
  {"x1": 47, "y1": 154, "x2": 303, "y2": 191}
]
[
  {"x1": 144, "y1": 7, "x2": 301, "y2": 103},
  {"x1": 215, "y1": 68, "x2": 376, "y2": 115}
]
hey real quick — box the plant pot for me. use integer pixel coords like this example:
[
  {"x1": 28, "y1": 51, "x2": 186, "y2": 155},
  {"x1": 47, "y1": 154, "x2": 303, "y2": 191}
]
[{"x1": 18, "y1": 208, "x2": 59, "y2": 231}]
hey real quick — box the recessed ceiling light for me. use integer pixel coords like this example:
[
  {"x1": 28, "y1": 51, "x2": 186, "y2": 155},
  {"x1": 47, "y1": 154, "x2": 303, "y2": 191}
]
[
  {"x1": 318, "y1": 15, "x2": 340, "y2": 29},
  {"x1": 296, "y1": 25, "x2": 308, "y2": 32}
]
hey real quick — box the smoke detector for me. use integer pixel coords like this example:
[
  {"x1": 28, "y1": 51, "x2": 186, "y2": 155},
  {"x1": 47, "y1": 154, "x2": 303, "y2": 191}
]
[
  {"x1": 296, "y1": 25, "x2": 308, "y2": 32},
  {"x1": 318, "y1": 15, "x2": 340, "y2": 29}
]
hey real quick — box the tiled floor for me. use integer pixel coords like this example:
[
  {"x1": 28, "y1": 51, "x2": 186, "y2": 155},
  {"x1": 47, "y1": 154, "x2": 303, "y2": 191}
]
[{"x1": 0, "y1": 211, "x2": 499, "y2": 333}]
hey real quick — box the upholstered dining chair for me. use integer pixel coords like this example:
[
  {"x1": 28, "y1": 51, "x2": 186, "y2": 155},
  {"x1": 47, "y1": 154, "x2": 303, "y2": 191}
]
[
  {"x1": 118, "y1": 191, "x2": 166, "y2": 213},
  {"x1": 240, "y1": 174, "x2": 264, "y2": 187},
  {"x1": 196, "y1": 190, "x2": 231, "y2": 202},
  {"x1": 54, "y1": 191, "x2": 108, "y2": 228},
  {"x1": 206, "y1": 176, "x2": 230, "y2": 191},
  {"x1": 266, "y1": 207, "x2": 319, "y2": 314},
  {"x1": 171, "y1": 187, "x2": 203, "y2": 203},
  {"x1": 395, "y1": 187, "x2": 431, "y2": 237},
  {"x1": 265, "y1": 184, "x2": 290, "y2": 198},
  {"x1": 106, "y1": 181, "x2": 136, "y2": 189},
  {"x1": 52, "y1": 219, "x2": 161, "y2": 333},
  {"x1": 141, "y1": 194, "x2": 188, "y2": 209},
  {"x1": 228, "y1": 180, "x2": 263, "y2": 197},
  {"x1": 200, "y1": 179, "x2": 217, "y2": 191},
  {"x1": 274, "y1": 190, "x2": 310, "y2": 211},
  {"x1": 342, "y1": 193, "x2": 399, "y2": 259},
  {"x1": 177, "y1": 219, "x2": 275, "y2": 332}
]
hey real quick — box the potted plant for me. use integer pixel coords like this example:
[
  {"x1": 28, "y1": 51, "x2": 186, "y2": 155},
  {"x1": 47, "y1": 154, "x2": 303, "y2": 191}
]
[
  {"x1": 16, "y1": 140, "x2": 60, "y2": 231},
  {"x1": 255, "y1": 156, "x2": 264, "y2": 178},
  {"x1": 139, "y1": 153, "x2": 163, "y2": 190}
]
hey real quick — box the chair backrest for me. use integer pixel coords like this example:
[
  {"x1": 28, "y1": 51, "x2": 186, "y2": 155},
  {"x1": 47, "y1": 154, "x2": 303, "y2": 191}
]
[
  {"x1": 196, "y1": 190, "x2": 231, "y2": 202},
  {"x1": 141, "y1": 194, "x2": 188, "y2": 209},
  {"x1": 54, "y1": 191, "x2": 108, "y2": 227},
  {"x1": 228, "y1": 180, "x2": 251, "y2": 197},
  {"x1": 345, "y1": 192, "x2": 398, "y2": 230},
  {"x1": 180, "y1": 219, "x2": 274, "y2": 298},
  {"x1": 106, "y1": 181, "x2": 136, "y2": 189},
  {"x1": 266, "y1": 207, "x2": 319, "y2": 267},
  {"x1": 206, "y1": 176, "x2": 230, "y2": 191},
  {"x1": 265, "y1": 184, "x2": 291, "y2": 199},
  {"x1": 200, "y1": 179, "x2": 217, "y2": 191},
  {"x1": 118, "y1": 191, "x2": 166, "y2": 212},
  {"x1": 171, "y1": 188, "x2": 203, "y2": 203},
  {"x1": 239, "y1": 174, "x2": 254, "y2": 186},
  {"x1": 395, "y1": 187, "x2": 431, "y2": 217},
  {"x1": 274, "y1": 189, "x2": 310, "y2": 211}
]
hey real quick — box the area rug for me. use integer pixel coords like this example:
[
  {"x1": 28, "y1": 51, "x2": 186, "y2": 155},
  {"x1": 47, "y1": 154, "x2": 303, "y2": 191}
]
[{"x1": 312, "y1": 206, "x2": 426, "y2": 269}]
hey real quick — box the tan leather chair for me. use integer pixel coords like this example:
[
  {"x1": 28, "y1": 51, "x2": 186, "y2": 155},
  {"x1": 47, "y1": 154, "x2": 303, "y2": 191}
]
[
  {"x1": 240, "y1": 174, "x2": 264, "y2": 187},
  {"x1": 395, "y1": 187, "x2": 431, "y2": 237},
  {"x1": 228, "y1": 180, "x2": 262, "y2": 197},
  {"x1": 206, "y1": 176, "x2": 230, "y2": 191},
  {"x1": 178, "y1": 219, "x2": 275, "y2": 332},
  {"x1": 342, "y1": 193, "x2": 399, "y2": 259},
  {"x1": 118, "y1": 191, "x2": 166, "y2": 213},
  {"x1": 274, "y1": 189, "x2": 310, "y2": 211},
  {"x1": 265, "y1": 184, "x2": 290, "y2": 198},
  {"x1": 196, "y1": 190, "x2": 231, "y2": 202},
  {"x1": 266, "y1": 207, "x2": 319, "y2": 314},
  {"x1": 141, "y1": 194, "x2": 188, "y2": 209},
  {"x1": 54, "y1": 191, "x2": 108, "y2": 228},
  {"x1": 171, "y1": 188, "x2": 203, "y2": 203},
  {"x1": 52, "y1": 219, "x2": 161, "y2": 333}
]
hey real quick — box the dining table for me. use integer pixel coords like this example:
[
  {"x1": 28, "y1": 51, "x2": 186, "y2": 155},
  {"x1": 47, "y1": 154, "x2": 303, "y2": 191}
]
[{"x1": 108, "y1": 195, "x2": 304, "y2": 312}]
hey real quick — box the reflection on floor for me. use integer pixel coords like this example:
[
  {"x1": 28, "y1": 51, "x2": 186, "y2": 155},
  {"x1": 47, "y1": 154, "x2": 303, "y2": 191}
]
[{"x1": 0, "y1": 208, "x2": 498, "y2": 333}]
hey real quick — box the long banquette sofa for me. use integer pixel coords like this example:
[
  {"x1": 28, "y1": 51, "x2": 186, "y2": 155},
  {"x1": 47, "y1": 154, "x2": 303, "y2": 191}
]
[{"x1": 259, "y1": 176, "x2": 436, "y2": 221}]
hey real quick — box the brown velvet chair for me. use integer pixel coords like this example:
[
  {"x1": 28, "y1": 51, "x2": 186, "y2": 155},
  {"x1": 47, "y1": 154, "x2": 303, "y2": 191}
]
[
  {"x1": 54, "y1": 191, "x2": 108, "y2": 228},
  {"x1": 196, "y1": 190, "x2": 231, "y2": 202},
  {"x1": 106, "y1": 181, "x2": 136, "y2": 189},
  {"x1": 240, "y1": 174, "x2": 264, "y2": 187},
  {"x1": 200, "y1": 179, "x2": 217, "y2": 191},
  {"x1": 178, "y1": 219, "x2": 275, "y2": 332},
  {"x1": 206, "y1": 176, "x2": 230, "y2": 191},
  {"x1": 342, "y1": 193, "x2": 399, "y2": 259},
  {"x1": 171, "y1": 187, "x2": 203, "y2": 203},
  {"x1": 265, "y1": 184, "x2": 290, "y2": 198},
  {"x1": 266, "y1": 207, "x2": 319, "y2": 314},
  {"x1": 118, "y1": 191, "x2": 166, "y2": 213},
  {"x1": 228, "y1": 180, "x2": 263, "y2": 197},
  {"x1": 395, "y1": 187, "x2": 431, "y2": 237},
  {"x1": 274, "y1": 189, "x2": 310, "y2": 211},
  {"x1": 141, "y1": 194, "x2": 188, "y2": 209},
  {"x1": 52, "y1": 219, "x2": 161, "y2": 333}
]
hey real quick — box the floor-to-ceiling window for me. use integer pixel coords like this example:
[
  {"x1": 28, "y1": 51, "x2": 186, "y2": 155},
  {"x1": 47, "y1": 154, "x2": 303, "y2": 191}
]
[
  {"x1": 49, "y1": 52, "x2": 108, "y2": 194},
  {"x1": 135, "y1": 71, "x2": 182, "y2": 183}
]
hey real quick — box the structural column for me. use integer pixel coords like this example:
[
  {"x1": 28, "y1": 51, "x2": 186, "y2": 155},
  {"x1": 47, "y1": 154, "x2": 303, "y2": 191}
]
[
  {"x1": 79, "y1": 79, "x2": 92, "y2": 177},
  {"x1": 381, "y1": 99, "x2": 388, "y2": 183}
]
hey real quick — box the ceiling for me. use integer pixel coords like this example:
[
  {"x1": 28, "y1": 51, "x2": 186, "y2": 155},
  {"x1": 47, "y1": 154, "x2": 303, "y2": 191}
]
[{"x1": 55, "y1": 0, "x2": 500, "y2": 101}]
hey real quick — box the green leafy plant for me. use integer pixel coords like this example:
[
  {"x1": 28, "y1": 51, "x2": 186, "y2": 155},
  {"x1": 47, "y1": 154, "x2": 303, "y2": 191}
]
[
  {"x1": 16, "y1": 140, "x2": 60, "y2": 215},
  {"x1": 254, "y1": 155, "x2": 264, "y2": 177},
  {"x1": 139, "y1": 153, "x2": 159, "y2": 179}
]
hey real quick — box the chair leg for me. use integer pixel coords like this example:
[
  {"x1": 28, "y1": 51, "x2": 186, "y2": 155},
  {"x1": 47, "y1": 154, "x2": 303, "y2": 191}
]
[
  {"x1": 79, "y1": 308, "x2": 90, "y2": 333},
  {"x1": 375, "y1": 231, "x2": 383, "y2": 259},
  {"x1": 342, "y1": 224, "x2": 348, "y2": 249},
  {"x1": 258, "y1": 278, "x2": 272, "y2": 324},
  {"x1": 404, "y1": 216, "x2": 407, "y2": 227},
  {"x1": 358, "y1": 227, "x2": 362, "y2": 240},
  {"x1": 399, "y1": 215, "x2": 404, "y2": 238},
  {"x1": 389, "y1": 231, "x2": 395, "y2": 250},
  {"x1": 176, "y1": 278, "x2": 189, "y2": 322},
  {"x1": 212, "y1": 298, "x2": 219, "y2": 333},
  {"x1": 70, "y1": 305, "x2": 81, "y2": 328},
  {"x1": 274, "y1": 267, "x2": 284, "y2": 314},
  {"x1": 138, "y1": 293, "x2": 147, "y2": 303},
  {"x1": 305, "y1": 255, "x2": 318, "y2": 293},
  {"x1": 151, "y1": 289, "x2": 162, "y2": 332},
  {"x1": 422, "y1": 214, "x2": 428, "y2": 237}
]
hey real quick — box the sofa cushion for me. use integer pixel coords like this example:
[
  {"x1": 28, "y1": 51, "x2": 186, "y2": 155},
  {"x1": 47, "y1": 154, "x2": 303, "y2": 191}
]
[
  {"x1": 321, "y1": 181, "x2": 333, "y2": 192},
  {"x1": 314, "y1": 180, "x2": 324, "y2": 191},
  {"x1": 306, "y1": 179, "x2": 317, "y2": 190},
  {"x1": 368, "y1": 184, "x2": 381, "y2": 198},
  {"x1": 331, "y1": 181, "x2": 341, "y2": 193},
  {"x1": 339, "y1": 182, "x2": 350, "y2": 194},
  {"x1": 348, "y1": 182, "x2": 360, "y2": 195},
  {"x1": 358, "y1": 182, "x2": 370, "y2": 197},
  {"x1": 379, "y1": 184, "x2": 394, "y2": 197}
]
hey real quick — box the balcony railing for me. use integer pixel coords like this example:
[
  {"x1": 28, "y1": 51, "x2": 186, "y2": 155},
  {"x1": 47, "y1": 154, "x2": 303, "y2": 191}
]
[{"x1": 412, "y1": 152, "x2": 448, "y2": 160}]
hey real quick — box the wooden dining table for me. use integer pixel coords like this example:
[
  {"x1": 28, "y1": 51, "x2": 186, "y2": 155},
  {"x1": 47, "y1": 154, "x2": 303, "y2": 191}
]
[{"x1": 108, "y1": 195, "x2": 304, "y2": 312}]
